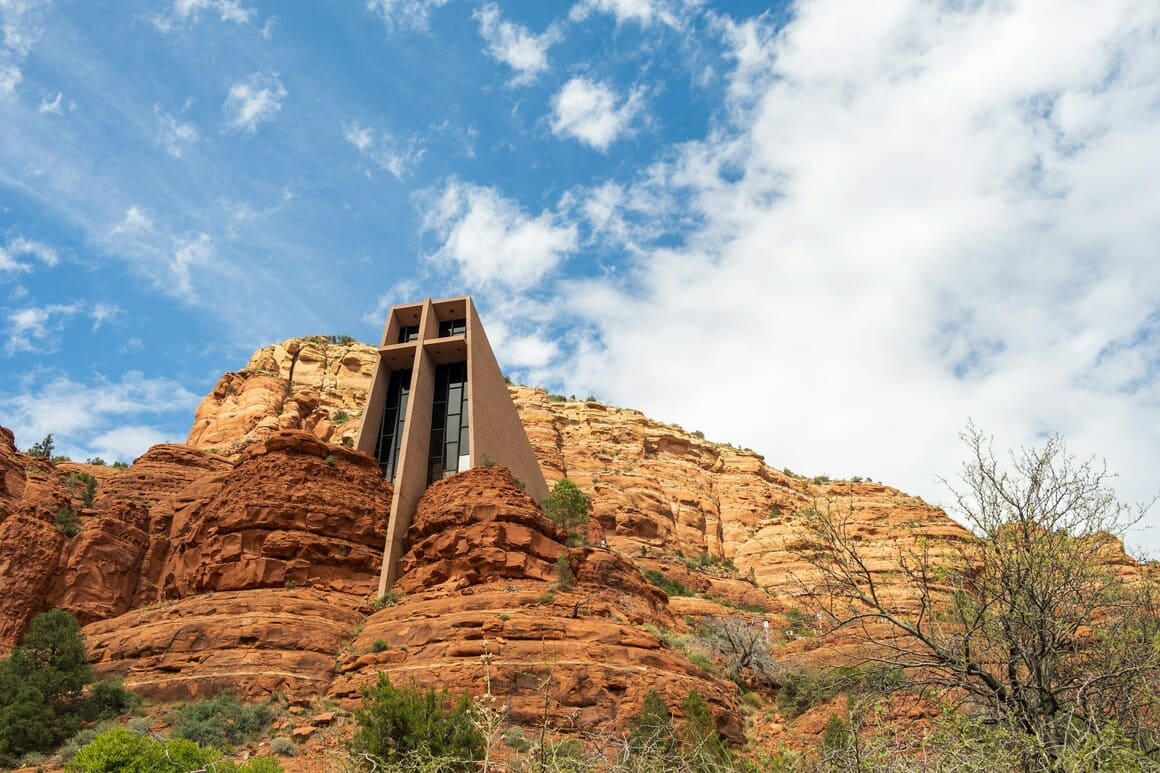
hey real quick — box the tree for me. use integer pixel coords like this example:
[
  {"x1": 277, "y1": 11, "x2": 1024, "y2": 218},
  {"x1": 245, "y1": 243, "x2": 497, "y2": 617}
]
[
  {"x1": 26, "y1": 433, "x2": 54, "y2": 459},
  {"x1": 0, "y1": 609, "x2": 94, "y2": 765},
  {"x1": 351, "y1": 674, "x2": 483, "y2": 771},
  {"x1": 544, "y1": 478, "x2": 590, "y2": 539},
  {"x1": 696, "y1": 616, "x2": 776, "y2": 687},
  {"x1": 797, "y1": 426, "x2": 1160, "y2": 769}
]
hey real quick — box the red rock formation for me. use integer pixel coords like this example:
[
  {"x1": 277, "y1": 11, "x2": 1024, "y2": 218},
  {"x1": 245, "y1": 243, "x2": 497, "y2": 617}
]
[
  {"x1": 158, "y1": 431, "x2": 391, "y2": 599},
  {"x1": 85, "y1": 588, "x2": 363, "y2": 701},
  {"x1": 331, "y1": 466, "x2": 743, "y2": 743}
]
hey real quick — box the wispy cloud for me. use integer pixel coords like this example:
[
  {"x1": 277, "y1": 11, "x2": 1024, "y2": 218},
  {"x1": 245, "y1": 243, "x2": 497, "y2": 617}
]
[
  {"x1": 36, "y1": 90, "x2": 62, "y2": 114},
  {"x1": 170, "y1": 232, "x2": 214, "y2": 300},
  {"x1": 0, "y1": 235, "x2": 59, "y2": 275},
  {"x1": 475, "y1": 3, "x2": 561, "y2": 86},
  {"x1": 88, "y1": 302, "x2": 121, "y2": 331},
  {"x1": 0, "y1": 0, "x2": 49, "y2": 98},
  {"x1": 0, "y1": 370, "x2": 198, "y2": 462},
  {"x1": 344, "y1": 121, "x2": 424, "y2": 180},
  {"x1": 550, "y1": 77, "x2": 644, "y2": 151},
  {"x1": 110, "y1": 205, "x2": 153, "y2": 236},
  {"x1": 223, "y1": 72, "x2": 286, "y2": 134},
  {"x1": 569, "y1": 0, "x2": 680, "y2": 28},
  {"x1": 421, "y1": 179, "x2": 578, "y2": 292},
  {"x1": 365, "y1": 0, "x2": 449, "y2": 35},
  {"x1": 4, "y1": 302, "x2": 82, "y2": 353},
  {"x1": 155, "y1": 102, "x2": 198, "y2": 157},
  {"x1": 153, "y1": 0, "x2": 256, "y2": 32}
]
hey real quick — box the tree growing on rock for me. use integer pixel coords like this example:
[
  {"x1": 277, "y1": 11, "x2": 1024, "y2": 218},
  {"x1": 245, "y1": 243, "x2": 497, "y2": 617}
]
[
  {"x1": 797, "y1": 425, "x2": 1160, "y2": 769},
  {"x1": 543, "y1": 478, "x2": 590, "y2": 543}
]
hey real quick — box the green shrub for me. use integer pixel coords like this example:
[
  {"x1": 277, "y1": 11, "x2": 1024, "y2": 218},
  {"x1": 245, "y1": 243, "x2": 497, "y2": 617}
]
[
  {"x1": 65, "y1": 726, "x2": 283, "y2": 772},
  {"x1": 371, "y1": 590, "x2": 405, "y2": 610},
  {"x1": 85, "y1": 457, "x2": 106, "y2": 466},
  {"x1": 555, "y1": 556, "x2": 575, "y2": 590},
  {"x1": 326, "y1": 334, "x2": 356, "y2": 345},
  {"x1": 545, "y1": 475, "x2": 593, "y2": 529},
  {"x1": 776, "y1": 666, "x2": 848, "y2": 719},
  {"x1": 81, "y1": 677, "x2": 141, "y2": 720},
  {"x1": 71, "y1": 472, "x2": 98, "y2": 507},
  {"x1": 171, "y1": 692, "x2": 273, "y2": 749},
  {"x1": 372, "y1": 639, "x2": 390, "y2": 653},
  {"x1": 111, "y1": 461, "x2": 128, "y2": 470},
  {"x1": 56, "y1": 505, "x2": 81, "y2": 537},
  {"x1": 270, "y1": 736, "x2": 297, "y2": 756},
  {"x1": 642, "y1": 569, "x2": 691, "y2": 597},
  {"x1": 0, "y1": 609, "x2": 94, "y2": 765},
  {"x1": 547, "y1": 394, "x2": 567, "y2": 402},
  {"x1": 351, "y1": 674, "x2": 483, "y2": 770},
  {"x1": 325, "y1": 454, "x2": 337, "y2": 467},
  {"x1": 331, "y1": 410, "x2": 350, "y2": 425}
]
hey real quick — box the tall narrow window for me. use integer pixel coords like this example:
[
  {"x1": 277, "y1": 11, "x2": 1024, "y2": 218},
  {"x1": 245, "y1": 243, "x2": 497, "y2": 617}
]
[
  {"x1": 375, "y1": 369, "x2": 411, "y2": 480},
  {"x1": 427, "y1": 361, "x2": 469, "y2": 484},
  {"x1": 397, "y1": 325, "x2": 419, "y2": 343}
]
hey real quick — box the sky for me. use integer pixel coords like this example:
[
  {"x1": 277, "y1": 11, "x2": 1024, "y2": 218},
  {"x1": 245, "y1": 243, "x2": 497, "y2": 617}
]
[{"x1": 1, "y1": 0, "x2": 1158, "y2": 553}]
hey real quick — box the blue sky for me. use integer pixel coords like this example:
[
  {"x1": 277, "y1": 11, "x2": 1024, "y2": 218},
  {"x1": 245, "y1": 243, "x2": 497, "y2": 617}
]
[{"x1": 2, "y1": 0, "x2": 1159, "y2": 552}]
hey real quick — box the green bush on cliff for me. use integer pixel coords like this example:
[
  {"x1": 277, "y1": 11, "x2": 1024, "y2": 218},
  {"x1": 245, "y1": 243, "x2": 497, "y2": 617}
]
[
  {"x1": 0, "y1": 609, "x2": 130, "y2": 765},
  {"x1": 351, "y1": 674, "x2": 482, "y2": 770},
  {"x1": 172, "y1": 692, "x2": 274, "y2": 749},
  {"x1": 543, "y1": 478, "x2": 590, "y2": 538},
  {"x1": 66, "y1": 726, "x2": 283, "y2": 772}
]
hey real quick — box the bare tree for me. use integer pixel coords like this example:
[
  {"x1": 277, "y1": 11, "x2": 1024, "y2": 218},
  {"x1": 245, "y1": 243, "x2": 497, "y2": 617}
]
[
  {"x1": 696, "y1": 615, "x2": 777, "y2": 687},
  {"x1": 796, "y1": 426, "x2": 1160, "y2": 770}
]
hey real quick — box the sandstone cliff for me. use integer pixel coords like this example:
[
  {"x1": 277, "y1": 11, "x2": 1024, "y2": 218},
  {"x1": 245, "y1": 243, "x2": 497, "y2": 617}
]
[{"x1": 0, "y1": 334, "x2": 999, "y2": 758}]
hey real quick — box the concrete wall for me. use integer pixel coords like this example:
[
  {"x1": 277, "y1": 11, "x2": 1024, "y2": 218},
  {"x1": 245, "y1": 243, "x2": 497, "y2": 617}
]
[{"x1": 466, "y1": 300, "x2": 549, "y2": 503}]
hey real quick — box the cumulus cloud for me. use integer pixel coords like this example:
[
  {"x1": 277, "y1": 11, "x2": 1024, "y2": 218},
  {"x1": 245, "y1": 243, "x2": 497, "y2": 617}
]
[
  {"x1": 551, "y1": 0, "x2": 1160, "y2": 535},
  {"x1": 365, "y1": 0, "x2": 449, "y2": 34},
  {"x1": 422, "y1": 179, "x2": 578, "y2": 292},
  {"x1": 0, "y1": 371, "x2": 198, "y2": 462},
  {"x1": 344, "y1": 121, "x2": 424, "y2": 180},
  {"x1": 475, "y1": 3, "x2": 561, "y2": 86},
  {"x1": 550, "y1": 77, "x2": 644, "y2": 151},
  {"x1": 223, "y1": 72, "x2": 286, "y2": 134}
]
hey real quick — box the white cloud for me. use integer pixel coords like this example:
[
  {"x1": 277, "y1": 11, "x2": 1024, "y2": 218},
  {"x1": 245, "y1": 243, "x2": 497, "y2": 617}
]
[
  {"x1": 555, "y1": 0, "x2": 1160, "y2": 544},
  {"x1": 550, "y1": 77, "x2": 644, "y2": 151},
  {"x1": 0, "y1": 235, "x2": 59, "y2": 276},
  {"x1": 0, "y1": 0, "x2": 48, "y2": 98},
  {"x1": 223, "y1": 72, "x2": 286, "y2": 134},
  {"x1": 155, "y1": 103, "x2": 198, "y2": 157},
  {"x1": 422, "y1": 179, "x2": 578, "y2": 292},
  {"x1": 475, "y1": 4, "x2": 561, "y2": 86},
  {"x1": 4, "y1": 302, "x2": 82, "y2": 353},
  {"x1": 0, "y1": 63, "x2": 21, "y2": 96},
  {"x1": 0, "y1": 371, "x2": 198, "y2": 463},
  {"x1": 110, "y1": 205, "x2": 153, "y2": 235},
  {"x1": 88, "y1": 302, "x2": 121, "y2": 331},
  {"x1": 171, "y1": 232, "x2": 213, "y2": 299},
  {"x1": 36, "y1": 90, "x2": 61, "y2": 113},
  {"x1": 365, "y1": 0, "x2": 449, "y2": 34},
  {"x1": 343, "y1": 121, "x2": 424, "y2": 180},
  {"x1": 153, "y1": 0, "x2": 256, "y2": 31},
  {"x1": 569, "y1": 0, "x2": 678, "y2": 28}
]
